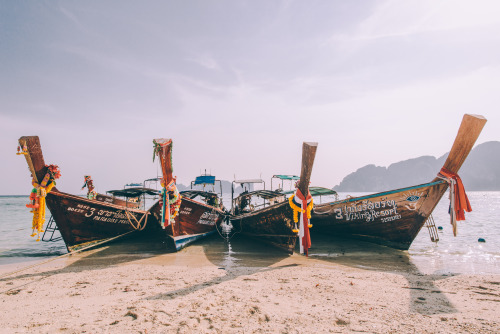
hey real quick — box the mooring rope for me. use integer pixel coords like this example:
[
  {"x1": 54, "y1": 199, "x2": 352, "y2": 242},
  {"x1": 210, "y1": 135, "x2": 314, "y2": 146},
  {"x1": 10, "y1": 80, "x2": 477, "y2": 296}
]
[
  {"x1": 124, "y1": 209, "x2": 150, "y2": 231},
  {"x1": 311, "y1": 205, "x2": 336, "y2": 215},
  {"x1": 309, "y1": 194, "x2": 349, "y2": 215},
  {"x1": 215, "y1": 214, "x2": 243, "y2": 242}
]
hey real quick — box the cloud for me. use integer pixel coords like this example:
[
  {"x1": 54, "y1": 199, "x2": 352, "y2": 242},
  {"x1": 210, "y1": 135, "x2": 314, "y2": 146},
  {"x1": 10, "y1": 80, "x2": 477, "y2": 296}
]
[
  {"x1": 188, "y1": 54, "x2": 220, "y2": 70},
  {"x1": 1, "y1": 1, "x2": 499, "y2": 194},
  {"x1": 335, "y1": 0, "x2": 500, "y2": 41}
]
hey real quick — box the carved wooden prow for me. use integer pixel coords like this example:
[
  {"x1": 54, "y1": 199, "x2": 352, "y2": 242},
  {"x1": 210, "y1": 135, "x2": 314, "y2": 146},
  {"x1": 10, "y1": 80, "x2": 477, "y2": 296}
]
[
  {"x1": 18, "y1": 136, "x2": 53, "y2": 189},
  {"x1": 153, "y1": 138, "x2": 174, "y2": 186},
  {"x1": 438, "y1": 114, "x2": 487, "y2": 176},
  {"x1": 297, "y1": 142, "x2": 318, "y2": 196}
]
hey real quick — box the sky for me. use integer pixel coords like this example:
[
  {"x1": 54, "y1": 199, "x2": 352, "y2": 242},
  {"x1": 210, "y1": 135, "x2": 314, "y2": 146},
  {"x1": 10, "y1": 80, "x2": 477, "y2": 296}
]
[{"x1": 1, "y1": 0, "x2": 499, "y2": 195}]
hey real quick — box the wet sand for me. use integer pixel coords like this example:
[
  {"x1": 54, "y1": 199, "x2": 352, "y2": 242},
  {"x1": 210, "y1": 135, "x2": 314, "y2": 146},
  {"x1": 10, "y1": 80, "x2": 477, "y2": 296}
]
[{"x1": 1, "y1": 235, "x2": 499, "y2": 333}]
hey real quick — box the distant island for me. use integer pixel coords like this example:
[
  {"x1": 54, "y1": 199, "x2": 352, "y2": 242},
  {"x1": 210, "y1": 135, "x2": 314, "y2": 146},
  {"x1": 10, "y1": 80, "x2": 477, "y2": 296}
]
[{"x1": 333, "y1": 141, "x2": 500, "y2": 192}]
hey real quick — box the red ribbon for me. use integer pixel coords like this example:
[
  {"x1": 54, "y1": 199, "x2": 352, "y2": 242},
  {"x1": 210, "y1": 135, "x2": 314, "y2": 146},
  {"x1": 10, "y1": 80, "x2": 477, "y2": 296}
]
[
  {"x1": 295, "y1": 188, "x2": 312, "y2": 256},
  {"x1": 439, "y1": 167, "x2": 472, "y2": 221}
]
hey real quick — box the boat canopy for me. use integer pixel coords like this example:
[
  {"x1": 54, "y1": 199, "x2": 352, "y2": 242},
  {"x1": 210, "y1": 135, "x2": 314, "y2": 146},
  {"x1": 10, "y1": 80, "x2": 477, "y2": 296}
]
[
  {"x1": 272, "y1": 175, "x2": 300, "y2": 180},
  {"x1": 271, "y1": 174, "x2": 300, "y2": 191},
  {"x1": 144, "y1": 177, "x2": 161, "y2": 182},
  {"x1": 237, "y1": 189, "x2": 285, "y2": 200},
  {"x1": 107, "y1": 187, "x2": 160, "y2": 198},
  {"x1": 234, "y1": 179, "x2": 264, "y2": 184},
  {"x1": 190, "y1": 173, "x2": 223, "y2": 198},
  {"x1": 232, "y1": 178, "x2": 265, "y2": 202},
  {"x1": 194, "y1": 175, "x2": 216, "y2": 185},
  {"x1": 282, "y1": 186, "x2": 337, "y2": 197},
  {"x1": 180, "y1": 190, "x2": 218, "y2": 199},
  {"x1": 125, "y1": 183, "x2": 143, "y2": 187}
]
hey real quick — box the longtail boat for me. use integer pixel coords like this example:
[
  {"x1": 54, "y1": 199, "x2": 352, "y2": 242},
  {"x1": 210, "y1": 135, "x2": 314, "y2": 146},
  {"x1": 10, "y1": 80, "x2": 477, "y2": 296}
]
[
  {"x1": 17, "y1": 136, "x2": 160, "y2": 252},
  {"x1": 148, "y1": 139, "x2": 226, "y2": 251},
  {"x1": 311, "y1": 114, "x2": 487, "y2": 250},
  {"x1": 229, "y1": 142, "x2": 318, "y2": 254}
]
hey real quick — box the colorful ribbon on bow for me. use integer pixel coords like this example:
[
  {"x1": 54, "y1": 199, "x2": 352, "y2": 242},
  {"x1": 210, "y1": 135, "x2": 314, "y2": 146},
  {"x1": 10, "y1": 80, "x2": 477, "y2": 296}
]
[
  {"x1": 438, "y1": 167, "x2": 472, "y2": 236},
  {"x1": 160, "y1": 180, "x2": 181, "y2": 229},
  {"x1": 289, "y1": 188, "x2": 313, "y2": 255}
]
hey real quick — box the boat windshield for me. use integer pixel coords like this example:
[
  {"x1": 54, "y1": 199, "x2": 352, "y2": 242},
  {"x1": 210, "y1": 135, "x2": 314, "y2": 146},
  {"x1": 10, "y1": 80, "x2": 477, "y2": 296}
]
[
  {"x1": 180, "y1": 189, "x2": 223, "y2": 209},
  {"x1": 231, "y1": 189, "x2": 287, "y2": 215}
]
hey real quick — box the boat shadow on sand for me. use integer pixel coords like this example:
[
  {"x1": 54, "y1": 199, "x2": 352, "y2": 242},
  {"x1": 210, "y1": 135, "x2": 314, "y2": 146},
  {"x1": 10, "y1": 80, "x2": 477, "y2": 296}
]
[
  {"x1": 145, "y1": 233, "x2": 458, "y2": 316},
  {"x1": 1, "y1": 232, "x2": 457, "y2": 316},
  {"x1": 144, "y1": 235, "x2": 298, "y2": 302},
  {"x1": 0, "y1": 232, "x2": 171, "y2": 283},
  {"x1": 305, "y1": 234, "x2": 459, "y2": 315}
]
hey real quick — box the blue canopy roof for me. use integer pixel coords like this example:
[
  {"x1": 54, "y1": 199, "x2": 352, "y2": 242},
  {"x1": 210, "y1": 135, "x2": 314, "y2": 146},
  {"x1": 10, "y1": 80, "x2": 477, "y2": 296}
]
[{"x1": 194, "y1": 175, "x2": 216, "y2": 185}]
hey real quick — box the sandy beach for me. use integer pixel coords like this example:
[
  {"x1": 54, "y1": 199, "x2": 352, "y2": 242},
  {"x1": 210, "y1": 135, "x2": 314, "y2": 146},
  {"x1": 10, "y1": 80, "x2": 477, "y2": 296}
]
[{"x1": 1, "y1": 236, "x2": 499, "y2": 334}]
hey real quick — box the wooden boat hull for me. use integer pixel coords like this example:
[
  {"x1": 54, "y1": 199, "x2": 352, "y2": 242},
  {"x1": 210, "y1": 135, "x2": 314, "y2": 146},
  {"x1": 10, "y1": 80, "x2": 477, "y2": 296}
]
[
  {"x1": 230, "y1": 201, "x2": 298, "y2": 253},
  {"x1": 311, "y1": 114, "x2": 487, "y2": 250},
  {"x1": 18, "y1": 135, "x2": 157, "y2": 253},
  {"x1": 45, "y1": 191, "x2": 156, "y2": 252},
  {"x1": 150, "y1": 197, "x2": 225, "y2": 251},
  {"x1": 311, "y1": 180, "x2": 448, "y2": 250},
  {"x1": 228, "y1": 142, "x2": 318, "y2": 254}
]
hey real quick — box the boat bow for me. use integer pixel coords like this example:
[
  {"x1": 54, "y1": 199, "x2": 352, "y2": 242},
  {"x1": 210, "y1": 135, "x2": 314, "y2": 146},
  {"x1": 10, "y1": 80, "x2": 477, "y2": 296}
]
[{"x1": 293, "y1": 142, "x2": 318, "y2": 255}]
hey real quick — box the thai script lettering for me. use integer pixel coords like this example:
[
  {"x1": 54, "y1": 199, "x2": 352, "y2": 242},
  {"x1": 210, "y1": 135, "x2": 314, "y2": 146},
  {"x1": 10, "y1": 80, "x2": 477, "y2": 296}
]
[{"x1": 333, "y1": 199, "x2": 399, "y2": 223}]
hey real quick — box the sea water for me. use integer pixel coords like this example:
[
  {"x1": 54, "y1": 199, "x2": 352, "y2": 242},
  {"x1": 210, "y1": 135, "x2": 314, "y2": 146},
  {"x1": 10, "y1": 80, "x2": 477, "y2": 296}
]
[
  {"x1": 0, "y1": 196, "x2": 67, "y2": 265},
  {"x1": 0, "y1": 192, "x2": 499, "y2": 275}
]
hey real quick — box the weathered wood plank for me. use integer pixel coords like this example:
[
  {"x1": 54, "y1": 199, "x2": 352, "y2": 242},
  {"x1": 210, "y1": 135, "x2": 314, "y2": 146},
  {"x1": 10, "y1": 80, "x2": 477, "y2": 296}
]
[
  {"x1": 150, "y1": 138, "x2": 226, "y2": 250},
  {"x1": 17, "y1": 136, "x2": 157, "y2": 252},
  {"x1": 441, "y1": 114, "x2": 487, "y2": 174},
  {"x1": 298, "y1": 142, "x2": 318, "y2": 197}
]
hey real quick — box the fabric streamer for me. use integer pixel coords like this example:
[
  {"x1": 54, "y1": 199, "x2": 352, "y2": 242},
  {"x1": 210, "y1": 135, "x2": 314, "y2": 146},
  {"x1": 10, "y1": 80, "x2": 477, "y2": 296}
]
[
  {"x1": 437, "y1": 167, "x2": 472, "y2": 236},
  {"x1": 289, "y1": 188, "x2": 313, "y2": 255},
  {"x1": 25, "y1": 165, "x2": 61, "y2": 241}
]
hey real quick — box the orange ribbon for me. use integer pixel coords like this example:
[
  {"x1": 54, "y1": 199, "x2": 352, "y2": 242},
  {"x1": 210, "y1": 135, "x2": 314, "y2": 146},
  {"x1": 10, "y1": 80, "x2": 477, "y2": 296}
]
[{"x1": 439, "y1": 168, "x2": 472, "y2": 221}]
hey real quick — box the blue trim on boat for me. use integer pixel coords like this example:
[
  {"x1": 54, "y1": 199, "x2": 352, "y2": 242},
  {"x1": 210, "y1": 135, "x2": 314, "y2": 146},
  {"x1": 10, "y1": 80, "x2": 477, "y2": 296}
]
[
  {"x1": 333, "y1": 180, "x2": 446, "y2": 205},
  {"x1": 173, "y1": 230, "x2": 216, "y2": 251}
]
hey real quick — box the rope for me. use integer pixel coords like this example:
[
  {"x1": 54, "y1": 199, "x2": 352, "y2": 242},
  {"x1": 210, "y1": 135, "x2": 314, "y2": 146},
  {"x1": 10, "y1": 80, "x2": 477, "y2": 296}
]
[
  {"x1": 311, "y1": 204, "x2": 337, "y2": 215},
  {"x1": 309, "y1": 194, "x2": 350, "y2": 216},
  {"x1": 124, "y1": 209, "x2": 150, "y2": 231},
  {"x1": 214, "y1": 217, "x2": 228, "y2": 240},
  {"x1": 0, "y1": 229, "x2": 136, "y2": 280},
  {"x1": 215, "y1": 214, "x2": 242, "y2": 242}
]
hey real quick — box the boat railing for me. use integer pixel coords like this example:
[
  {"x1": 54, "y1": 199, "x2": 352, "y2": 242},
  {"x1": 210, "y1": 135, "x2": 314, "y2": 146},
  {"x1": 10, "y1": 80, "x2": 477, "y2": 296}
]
[
  {"x1": 271, "y1": 174, "x2": 300, "y2": 192},
  {"x1": 231, "y1": 179, "x2": 266, "y2": 211},
  {"x1": 190, "y1": 176, "x2": 223, "y2": 198},
  {"x1": 231, "y1": 189, "x2": 288, "y2": 215}
]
